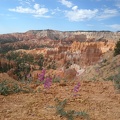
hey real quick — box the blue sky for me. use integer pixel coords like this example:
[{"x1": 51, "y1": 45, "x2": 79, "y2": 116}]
[{"x1": 0, "y1": 0, "x2": 120, "y2": 34}]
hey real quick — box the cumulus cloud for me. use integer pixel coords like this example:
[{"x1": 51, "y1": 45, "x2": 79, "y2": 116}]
[
  {"x1": 59, "y1": 0, "x2": 73, "y2": 8},
  {"x1": 97, "y1": 9, "x2": 119, "y2": 20},
  {"x1": 34, "y1": 3, "x2": 40, "y2": 10},
  {"x1": 65, "y1": 7, "x2": 119, "y2": 22},
  {"x1": 65, "y1": 9, "x2": 98, "y2": 21},
  {"x1": 62, "y1": 0, "x2": 120, "y2": 22},
  {"x1": 8, "y1": 3, "x2": 49, "y2": 18}
]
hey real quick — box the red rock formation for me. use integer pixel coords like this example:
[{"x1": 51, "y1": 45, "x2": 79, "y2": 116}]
[
  {"x1": 70, "y1": 41, "x2": 115, "y2": 66},
  {"x1": 13, "y1": 40, "x2": 115, "y2": 68}
]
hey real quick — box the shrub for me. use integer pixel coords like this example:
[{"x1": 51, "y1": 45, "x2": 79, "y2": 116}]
[
  {"x1": 106, "y1": 76, "x2": 114, "y2": 81},
  {"x1": 106, "y1": 69, "x2": 120, "y2": 92},
  {"x1": 114, "y1": 39, "x2": 120, "y2": 56},
  {"x1": 0, "y1": 80, "x2": 10, "y2": 95},
  {"x1": 52, "y1": 77, "x2": 61, "y2": 83},
  {"x1": 0, "y1": 80, "x2": 32, "y2": 96},
  {"x1": 55, "y1": 98, "x2": 89, "y2": 120},
  {"x1": 38, "y1": 54, "x2": 44, "y2": 70}
]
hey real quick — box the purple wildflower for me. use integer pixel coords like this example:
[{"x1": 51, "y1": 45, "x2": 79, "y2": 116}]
[
  {"x1": 44, "y1": 77, "x2": 52, "y2": 89},
  {"x1": 42, "y1": 69, "x2": 45, "y2": 74},
  {"x1": 27, "y1": 74, "x2": 31, "y2": 78},
  {"x1": 37, "y1": 69, "x2": 52, "y2": 89},
  {"x1": 73, "y1": 82, "x2": 80, "y2": 93},
  {"x1": 38, "y1": 69, "x2": 46, "y2": 82},
  {"x1": 38, "y1": 73, "x2": 45, "y2": 81}
]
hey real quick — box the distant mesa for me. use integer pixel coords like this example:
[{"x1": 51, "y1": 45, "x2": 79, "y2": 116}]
[{"x1": 0, "y1": 29, "x2": 120, "y2": 43}]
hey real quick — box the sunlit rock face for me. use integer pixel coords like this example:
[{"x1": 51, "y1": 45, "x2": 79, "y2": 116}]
[
  {"x1": 16, "y1": 41, "x2": 115, "y2": 69},
  {"x1": 69, "y1": 41, "x2": 115, "y2": 66}
]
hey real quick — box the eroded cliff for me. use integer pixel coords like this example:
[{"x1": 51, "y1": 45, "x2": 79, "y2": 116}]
[{"x1": 0, "y1": 30, "x2": 120, "y2": 43}]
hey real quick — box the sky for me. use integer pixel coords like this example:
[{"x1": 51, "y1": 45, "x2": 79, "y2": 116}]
[{"x1": 0, "y1": 0, "x2": 120, "y2": 34}]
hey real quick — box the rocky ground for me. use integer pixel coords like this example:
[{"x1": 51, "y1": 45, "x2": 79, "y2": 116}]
[{"x1": 0, "y1": 79, "x2": 120, "y2": 120}]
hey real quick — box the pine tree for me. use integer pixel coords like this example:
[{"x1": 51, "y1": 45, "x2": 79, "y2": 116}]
[{"x1": 114, "y1": 39, "x2": 120, "y2": 56}]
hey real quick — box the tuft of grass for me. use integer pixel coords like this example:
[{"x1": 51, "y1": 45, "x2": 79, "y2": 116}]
[
  {"x1": 113, "y1": 73, "x2": 120, "y2": 91},
  {"x1": 0, "y1": 80, "x2": 33, "y2": 96},
  {"x1": 106, "y1": 76, "x2": 114, "y2": 81},
  {"x1": 0, "y1": 80, "x2": 10, "y2": 96},
  {"x1": 105, "y1": 69, "x2": 120, "y2": 93},
  {"x1": 52, "y1": 77, "x2": 61, "y2": 83},
  {"x1": 12, "y1": 83, "x2": 22, "y2": 93},
  {"x1": 55, "y1": 98, "x2": 89, "y2": 120}
]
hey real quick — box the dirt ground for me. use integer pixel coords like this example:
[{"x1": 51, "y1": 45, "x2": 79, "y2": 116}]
[{"x1": 0, "y1": 80, "x2": 120, "y2": 120}]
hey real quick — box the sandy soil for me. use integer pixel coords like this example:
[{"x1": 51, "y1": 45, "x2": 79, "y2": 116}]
[{"x1": 0, "y1": 80, "x2": 120, "y2": 120}]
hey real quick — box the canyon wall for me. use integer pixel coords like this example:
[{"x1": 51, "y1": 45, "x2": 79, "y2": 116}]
[
  {"x1": 0, "y1": 30, "x2": 120, "y2": 43},
  {"x1": 69, "y1": 41, "x2": 115, "y2": 66},
  {"x1": 0, "y1": 29, "x2": 117, "y2": 69},
  {"x1": 16, "y1": 41, "x2": 115, "y2": 68},
  {"x1": 24, "y1": 30, "x2": 120, "y2": 41}
]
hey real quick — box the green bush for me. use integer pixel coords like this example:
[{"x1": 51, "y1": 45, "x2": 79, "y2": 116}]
[
  {"x1": 106, "y1": 69, "x2": 120, "y2": 92},
  {"x1": 0, "y1": 80, "x2": 32, "y2": 96},
  {"x1": 55, "y1": 98, "x2": 89, "y2": 120},
  {"x1": 0, "y1": 81, "x2": 10, "y2": 95},
  {"x1": 106, "y1": 76, "x2": 114, "y2": 81},
  {"x1": 52, "y1": 77, "x2": 61, "y2": 83},
  {"x1": 114, "y1": 39, "x2": 120, "y2": 56}
]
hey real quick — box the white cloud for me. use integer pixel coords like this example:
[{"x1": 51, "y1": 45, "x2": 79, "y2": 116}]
[
  {"x1": 8, "y1": 3, "x2": 49, "y2": 18},
  {"x1": 97, "y1": 9, "x2": 119, "y2": 20},
  {"x1": 58, "y1": 0, "x2": 120, "y2": 22},
  {"x1": 34, "y1": 3, "x2": 40, "y2": 10},
  {"x1": 18, "y1": 0, "x2": 34, "y2": 6},
  {"x1": 107, "y1": 24, "x2": 120, "y2": 30},
  {"x1": 65, "y1": 9, "x2": 98, "y2": 21},
  {"x1": 9, "y1": 6, "x2": 34, "y2": 13},
  {"x1": 72, "y1": 6, "x2": 78, "y2": 11},
  {"x1": 59, "y1": 0, "x2": 73, "y2": 8},
  {"x1": 51, "y1": 7, "x2": 61, "y2": 15}
]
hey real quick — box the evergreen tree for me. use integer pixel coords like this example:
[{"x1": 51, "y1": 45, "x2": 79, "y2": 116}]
[{"x1": 114, "y1": 39, "x2": 120, "y2": 56}]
